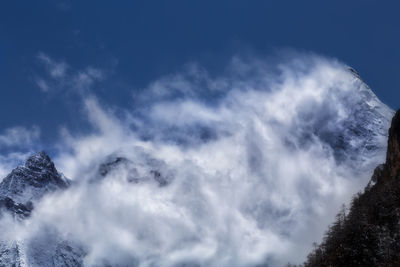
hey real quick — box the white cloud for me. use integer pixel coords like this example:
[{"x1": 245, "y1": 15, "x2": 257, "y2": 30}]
[
  {"x1": 35, "y1": 53, "x2": 103, "y2": 94},
  {"x1": 0, "y1": 126, "x2": 40, "y2": 148},
  {"x1": 72, "y1": 67, "x2": 104, "y2": 92},
  {"x1": 2, "y1": 54, "x2": 394, "y2": 266},
  {"x1": 37, "y1": 52, "x2": 68, "y2": 79},
  {"x1": 34, "y1": 77, "x2": 50, "y2": 92},
  {"x1": 0, "y1": 126, "x2": 41, "y2": 180}
]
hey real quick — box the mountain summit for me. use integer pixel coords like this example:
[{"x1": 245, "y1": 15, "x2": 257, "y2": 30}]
[
  {"x1": 0, "y1": 151, "x2": 70, "y2": 222},
  {"x1": 0, "y1": 151, "x2": 69, "y2": 207}
]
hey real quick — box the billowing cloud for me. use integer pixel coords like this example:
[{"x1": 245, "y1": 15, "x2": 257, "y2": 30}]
[{"x1": 3, "y1": 54, "x2": 394, "y2": 266}]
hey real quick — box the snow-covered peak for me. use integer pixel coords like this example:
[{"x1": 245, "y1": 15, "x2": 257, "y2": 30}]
[
  {"x1": 0, "y1": 151, "x2": 70, "y2": 205},
  {"x1": 24, "y1": 151, "x2": 57, "y2": 173}
]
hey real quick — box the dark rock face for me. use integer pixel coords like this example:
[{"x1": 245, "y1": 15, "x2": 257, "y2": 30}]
[
  {"x1": 25, "y1": 151, "x2": 58, "y2": 173},
  {"x1": 97, "y1": 154, "x2": 172, "y2": 186},
  {"x1": 0, "y1": 197, "x2": 33, "y2": 218},
  {"x1": 302, "y1": 110, "x2": 400, "y2": 267},
  {"x1": 386, "y1": 111, "x2": 400, "y2": 180},
  {"x1": 98, "y1": 156, "x2": 130, "y2": 177}
]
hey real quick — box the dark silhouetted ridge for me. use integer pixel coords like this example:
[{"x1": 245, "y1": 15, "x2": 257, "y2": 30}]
[{"x1": 386, "y1": 111, "x2": 400, "y2": 180}]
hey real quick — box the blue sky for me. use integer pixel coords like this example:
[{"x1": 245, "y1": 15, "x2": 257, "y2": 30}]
[{"x1": 0, "y1": 0, "x2": 399, "y2": 147}]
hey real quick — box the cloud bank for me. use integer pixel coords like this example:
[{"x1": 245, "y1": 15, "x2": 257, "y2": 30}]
[{"x1": 2, "y1": 54, "x2": 394, "y2": 266}]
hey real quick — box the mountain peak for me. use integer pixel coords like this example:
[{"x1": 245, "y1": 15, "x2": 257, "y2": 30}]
[
  {"x1": 0, "y1": 151, "x2": 70, "y2": 205},
  {"x1": 25, "y1": 151, "x2": 56, "y2": 172},
  {"x1": 348, "y1": 67, "x2": 364, "y2": 82}
]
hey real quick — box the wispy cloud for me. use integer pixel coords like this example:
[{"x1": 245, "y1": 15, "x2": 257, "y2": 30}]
[
  {"x1": 34, "y1": 52, "x2": 104, "y2": 94},
  {"x1": 34, "y1": 77, "x2": 50, "y2": 92},
  {"x1": 73, "y1": 67, "x2": 104, "y2": 92},
  {"x1": 0, "y1": 126, "x2": 41, "y2": 180},
  {"x1": 37, "y1": 52, "x2": 68, "y2": 79},
  {"x1": 0, "y1": 126, "x2": 40, "y2": 148}
]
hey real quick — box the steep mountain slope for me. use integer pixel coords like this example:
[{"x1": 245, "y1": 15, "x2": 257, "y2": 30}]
[
  {"x1": 303, "y1": 110, "x2": 400, "y2": 267},
  {"x1": 291, "y1": 68, "x2": 393, "y2": 169}
]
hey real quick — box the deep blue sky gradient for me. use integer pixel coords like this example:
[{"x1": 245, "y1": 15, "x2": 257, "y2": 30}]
[{"x1": 0, "y1": 0, "x2": 399, "y2": 146}]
